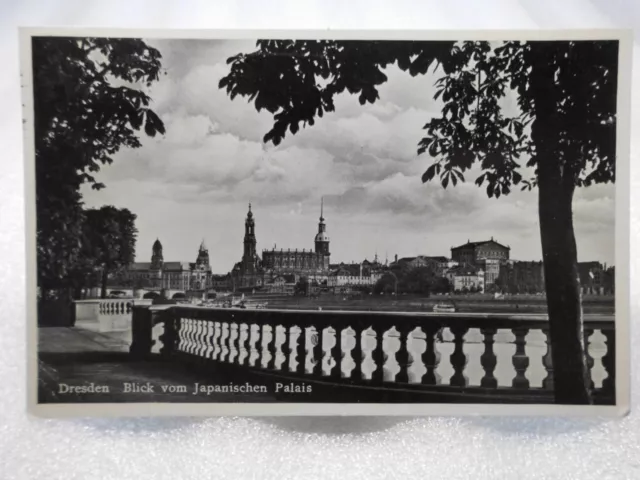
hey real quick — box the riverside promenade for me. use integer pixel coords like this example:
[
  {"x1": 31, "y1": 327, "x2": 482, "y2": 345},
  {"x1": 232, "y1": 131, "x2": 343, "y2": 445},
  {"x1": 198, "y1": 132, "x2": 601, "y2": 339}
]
[
  {"x1": 37, "y1": 297, "x2": 615, "y2": 405},
  {"x1": 38, "y1": 326, "x2": 276, "y2": 403}
]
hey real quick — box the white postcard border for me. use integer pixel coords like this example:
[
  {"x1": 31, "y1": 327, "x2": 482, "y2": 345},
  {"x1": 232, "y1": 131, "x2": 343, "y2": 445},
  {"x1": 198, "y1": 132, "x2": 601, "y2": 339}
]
[{"x1": 21, "y1": 27, "x2": 632, "y2": 418}]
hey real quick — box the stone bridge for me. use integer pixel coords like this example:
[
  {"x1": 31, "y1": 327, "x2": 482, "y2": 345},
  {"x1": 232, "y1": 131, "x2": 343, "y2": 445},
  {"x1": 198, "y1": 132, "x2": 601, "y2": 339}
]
[{"x1": 102, "y1": 287, "x2": 190, "y2": 300}]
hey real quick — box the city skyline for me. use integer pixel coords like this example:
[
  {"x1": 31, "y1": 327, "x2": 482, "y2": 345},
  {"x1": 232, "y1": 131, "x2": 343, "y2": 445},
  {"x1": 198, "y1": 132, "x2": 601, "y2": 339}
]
[
  {"x1": 80, "y1": 38, "x2": 615, "y2": 272},
  {"x1": 127, "y1": 197, "x2": 614, "y2": 274}
]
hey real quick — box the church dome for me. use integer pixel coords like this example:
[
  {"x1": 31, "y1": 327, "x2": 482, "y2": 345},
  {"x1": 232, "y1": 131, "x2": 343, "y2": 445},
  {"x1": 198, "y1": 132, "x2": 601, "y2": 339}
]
[{"x1": 315, "y1": 231, "x2": 329, "y2": 242}]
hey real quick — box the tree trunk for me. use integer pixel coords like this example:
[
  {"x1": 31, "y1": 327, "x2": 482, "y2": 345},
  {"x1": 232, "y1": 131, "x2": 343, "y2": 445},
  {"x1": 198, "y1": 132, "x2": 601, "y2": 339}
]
[
  {"x1": 538, "y1": 175, "x2": 591, "y2": 404},
  {"x1": 100, "y1": 269, "x2": 108, "y2": 299},
  {"x1": 529, "y1": 43, "x2": 591, "y2": 404}
]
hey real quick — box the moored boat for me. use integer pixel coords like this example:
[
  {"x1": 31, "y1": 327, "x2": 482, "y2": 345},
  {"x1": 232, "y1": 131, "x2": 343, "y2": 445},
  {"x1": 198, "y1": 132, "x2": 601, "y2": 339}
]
[{"x1": 433, "y1": 303, "x2": 456, "y2": 313}]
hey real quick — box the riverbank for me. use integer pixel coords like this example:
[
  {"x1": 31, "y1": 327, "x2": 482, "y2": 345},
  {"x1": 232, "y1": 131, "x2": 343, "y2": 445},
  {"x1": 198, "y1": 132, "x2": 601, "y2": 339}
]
[{"x1": 247, "y1": 294, "x2": 614, "y2": 315}]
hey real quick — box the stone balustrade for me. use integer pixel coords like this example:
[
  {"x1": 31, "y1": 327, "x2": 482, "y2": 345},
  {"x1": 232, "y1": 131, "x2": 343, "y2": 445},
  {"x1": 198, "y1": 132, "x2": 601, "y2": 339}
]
[
  {"x1": 75, "y1": 298, "x2": 138, "y2": 332},
  {"x1": 130, "y1": 306, "x2": 615, "y2": 404}
]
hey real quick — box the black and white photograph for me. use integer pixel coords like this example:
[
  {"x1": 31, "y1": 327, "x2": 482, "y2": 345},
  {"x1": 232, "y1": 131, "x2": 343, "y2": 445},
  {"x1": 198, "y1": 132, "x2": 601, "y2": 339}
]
[{"x1": 24, "y1": 29, "x2": 630, "y2": 416}]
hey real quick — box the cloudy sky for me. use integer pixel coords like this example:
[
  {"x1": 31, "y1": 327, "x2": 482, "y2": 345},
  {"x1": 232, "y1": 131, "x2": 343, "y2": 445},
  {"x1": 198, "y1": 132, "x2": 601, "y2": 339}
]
[{"x1": 81, "y1": 39, "x2": 615, "y2": 273}]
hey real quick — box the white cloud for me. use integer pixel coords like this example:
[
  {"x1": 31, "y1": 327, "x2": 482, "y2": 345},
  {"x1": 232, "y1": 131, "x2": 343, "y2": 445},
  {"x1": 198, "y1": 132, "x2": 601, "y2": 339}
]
[{"x1": 81, "y1": 38, "x2": 616, "y2": 271}]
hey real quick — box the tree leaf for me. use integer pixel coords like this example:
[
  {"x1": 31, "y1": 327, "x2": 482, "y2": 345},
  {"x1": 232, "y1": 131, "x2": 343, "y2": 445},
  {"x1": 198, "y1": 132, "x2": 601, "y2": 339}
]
[
  {"x1": 421, "y1": 163, "x2": 438, "y2": 183},
  {"x1": 512, "y1": 171, "x2": 522, "y2": 184},
  {"x1": 486, "y1": 183, "x2": 493, "y2": 198}
]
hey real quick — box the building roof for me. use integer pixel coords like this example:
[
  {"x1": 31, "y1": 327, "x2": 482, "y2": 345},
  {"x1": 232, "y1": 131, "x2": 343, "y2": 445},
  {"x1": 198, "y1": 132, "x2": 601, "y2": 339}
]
[
  {"x1": 578, "y1": 261, "x2": 604, "y2": 268},
  {"x1": 394, "y1": 256, "x2": 448, "y2": 266},
  {"x1": 315, "y1": 231, "x2": 330, "y2": 242},
  {"x1": 263, "y1": 248, "x2": 317, "y2": 255},
  {"x1": 421, "y1": 256, "x2": 449, "y2": 263},
  {"x1": 330, "y1": 265, "x2": 360, "y2": 276},
  {"x1": 448, "y1": 263, "x2": 482, "y2": 276},
  {"x1": 451, "y1": 239, "x2": 510, "y2": 251},
  {"x1": 396, "y1": 257, "x2": 417, "y2": 263},
  {"x1": 211, "y1": 273, "x2": 230, "y2": 280},
  {"x1": 129, "y1": 262, "x2": 152, "y2": 271},
  {"x1": 162, "y1": 261, "x2": 193, "y2": 271}
]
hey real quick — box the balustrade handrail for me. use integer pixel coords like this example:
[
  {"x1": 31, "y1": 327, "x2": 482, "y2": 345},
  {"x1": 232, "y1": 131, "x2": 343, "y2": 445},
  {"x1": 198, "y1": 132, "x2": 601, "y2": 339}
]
[
  {"x1": 130, "y1": 305, "x2": 616, "y2": 405},
  {"x1": 167, "y1": 305, "x2": 614, "y2": 330}
]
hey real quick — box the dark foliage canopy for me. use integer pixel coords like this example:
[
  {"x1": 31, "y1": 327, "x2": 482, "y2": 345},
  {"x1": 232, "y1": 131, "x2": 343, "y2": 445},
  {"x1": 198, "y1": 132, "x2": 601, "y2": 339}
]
[
  {"x1": 220, "y1": 39, "x2": 617, "y2": 194},
  {"x1": 33, "y1": 37, "x2": 165, "y2": 291}
]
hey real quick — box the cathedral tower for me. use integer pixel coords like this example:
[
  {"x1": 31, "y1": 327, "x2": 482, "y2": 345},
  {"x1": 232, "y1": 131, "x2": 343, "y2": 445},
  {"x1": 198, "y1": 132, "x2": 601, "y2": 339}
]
[
  {"x1": 314, "y1": 198, "x2": 330, "y2": 255},
  {"x1": 195, "y1": 239, "x2": 210, "y2": 270},
  {"x1": 242, "y1": 203, "x2": 258, "y2": 273},
  {"x1": 151, "y1": 238, "x2": 163, "y2": 270}
]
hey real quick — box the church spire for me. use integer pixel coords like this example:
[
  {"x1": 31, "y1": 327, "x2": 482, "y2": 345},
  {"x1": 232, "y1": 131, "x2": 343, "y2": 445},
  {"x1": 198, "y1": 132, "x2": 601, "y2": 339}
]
[
  {"x1": 315, "y1": 197, "x2": 329, "y2": 255},
  {"x1": 243, "y1": 202, "x2": 257, "y2": 263},
  {"x1": 151, "y1": 238, "x2": 163, "y2": 269}
]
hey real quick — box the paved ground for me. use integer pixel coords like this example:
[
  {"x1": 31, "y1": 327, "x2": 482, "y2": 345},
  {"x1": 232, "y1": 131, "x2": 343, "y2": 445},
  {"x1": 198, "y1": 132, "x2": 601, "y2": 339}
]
[{"x1": 38, "y1": 327, "x2": 276, "y2": 403}]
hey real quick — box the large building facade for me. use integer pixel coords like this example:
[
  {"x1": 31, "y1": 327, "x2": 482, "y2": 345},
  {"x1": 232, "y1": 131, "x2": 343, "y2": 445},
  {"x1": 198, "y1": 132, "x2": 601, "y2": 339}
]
[
  {"x1": 231, "y1": 201, "x2": 332, "y2": 289},
  {"x1": 327, "y1": 258, "x2": 385, "y2": 289},
  {"x1": 124, "y1": 239, "x2": 212, "y2": 291},
  {"x1": 496, "y1": 260, "x2": 545, "y2": 294},
  {"x1": 451, "y1": 238, "x2": 510, "y2": 287}
]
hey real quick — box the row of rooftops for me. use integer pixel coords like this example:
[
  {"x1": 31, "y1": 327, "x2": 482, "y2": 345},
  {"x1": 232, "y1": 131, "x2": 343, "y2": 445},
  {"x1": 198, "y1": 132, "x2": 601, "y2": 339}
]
[
  {"x1": 262, "y1": 248, "x2": 326, "y2": 254},
  {"x1": 450, "y1": 238, "x2": 511, "y2": 251},
  {"x1": 136, "y1": 236, "x2": 608, "y2": 277},
  {"x1": 128, "y1": 261, "x2": 196, "y2": 272}
]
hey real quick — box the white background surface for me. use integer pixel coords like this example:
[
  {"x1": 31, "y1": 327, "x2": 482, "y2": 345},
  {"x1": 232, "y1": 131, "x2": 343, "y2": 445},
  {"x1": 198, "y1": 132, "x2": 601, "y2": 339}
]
[{"x1": 1, "y1": 1, "x2": 638, "y2": 479}]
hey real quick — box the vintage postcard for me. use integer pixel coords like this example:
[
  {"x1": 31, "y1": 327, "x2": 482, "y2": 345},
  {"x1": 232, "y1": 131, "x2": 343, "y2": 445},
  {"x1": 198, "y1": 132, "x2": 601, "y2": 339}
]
[{"x1": 23, "y1": 28, "x2": 631, "y2": 417}]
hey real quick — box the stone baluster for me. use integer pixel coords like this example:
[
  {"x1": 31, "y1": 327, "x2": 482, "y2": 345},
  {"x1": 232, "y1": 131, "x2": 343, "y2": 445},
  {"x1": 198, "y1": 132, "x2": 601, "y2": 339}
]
[
  {"x1": 480, "y1": 327, "x2": 498, "y2": 388},
  {"x1": 511, "y1": 327, "x2": 530, "y2": 389},
  {"x1": 196, "y1": 320, "x2": 203, "y2": 356},
  {"x1": 296, "y1": 325, "x2": 307, "y2": 374},
  {"x1": 195, "y1": 319, "x2": 203, "y2": 356},
  {"x1": 231, "y1": 323, "x2": 241, "y2": 364},
  {"x1": 212, "y1": 322, "x2": 222, "y2": 361},
  {"x1": 330, "y1": 326, "x2": 343, "y2": 380},
  {"x1": 281, "y1": 325, "x2": 292, "y2": 371},
  {"x1": 176, "y1": 317, "x2": 186, "y2": 353},
  {"x1": 220, "y1": 323, "x2": 229, "y2": 362},
  {"x1": 236, "y1": 323, "x2": 246, "y2": 365},
  {"x1": 449, "y1": 325, "x2": 469, "y2": 387},
  {"x1": 313, "y1": 326, "x2": 325, "y2": 376},
  {"x1": 195, "y1": 319, "x2": 204, "y2": 357},
  {"x1": 221, "y1": 321, "x2": 230, "y2": 362},
  {"x1": 395, "y1": 325, "x2": 411, "y2": 383},
  {"x1": 351, "y1": 326, "x2": 363, "y2": 381},
  {"x1": 205, "y1": 321, "x2": 215, "y2": 359},
  {"x1": 371, "y1": 326, "x2": 386, "y2": 383},
  {"x1": 601, "y1": 327, "x2": 616, "y2": 396},
  {"x1": 421, "y1": 325, "x2": 442, "y2": 385},
  {"x1": 159, "y1": 313, "x2": 180, "y2": 357},
  {"x1": 583, "y1": 328, "x2": 595, "y2": 389},
  {"x1": 542, "y1": 328, "x2": 554, "y2": 390},
  {"x1": 252, "y1": 323, "x2": 262, "y2": 368},
  {"x1": 258, "y1": 324, "x2": 268, "y2": 369},
  {"x1": 186, "y1": 318, "x2": 194, "y2": 355},
  {"x1": 267, "y1": 324, "x2": 277, "y2": 370}
]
